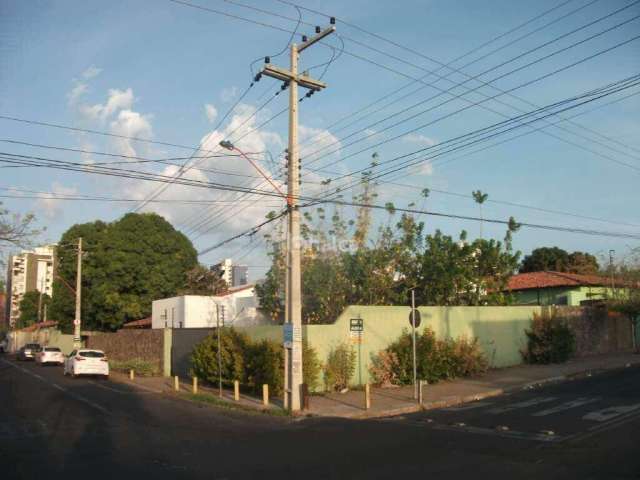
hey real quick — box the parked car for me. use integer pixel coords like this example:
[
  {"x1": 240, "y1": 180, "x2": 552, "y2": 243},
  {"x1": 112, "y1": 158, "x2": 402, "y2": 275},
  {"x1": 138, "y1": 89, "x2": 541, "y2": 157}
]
[
  {"x1": 17, "y1": 343, "x2": 41, "y2": 361},
  {"x1": 63, "y1": 349, "x2": 109, "y2": 379},
  {"x1": 36, "y1": 346, "x2": 65, "y2": 366}
]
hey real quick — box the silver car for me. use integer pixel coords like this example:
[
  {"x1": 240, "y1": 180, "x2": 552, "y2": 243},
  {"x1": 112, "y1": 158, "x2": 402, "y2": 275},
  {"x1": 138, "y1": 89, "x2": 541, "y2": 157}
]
[{"x1": 17, "y1": 343, "x2": 41, "y2": 361}]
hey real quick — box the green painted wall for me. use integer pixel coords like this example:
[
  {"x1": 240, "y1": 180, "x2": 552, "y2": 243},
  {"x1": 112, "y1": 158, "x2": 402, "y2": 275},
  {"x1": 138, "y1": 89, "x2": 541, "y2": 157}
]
[
  {"x1": 239, "y1": 305, "x2": 543, "y2": 388},
  {"x1": 14, "y1": 327, "x2": 77, "y2": 354}
]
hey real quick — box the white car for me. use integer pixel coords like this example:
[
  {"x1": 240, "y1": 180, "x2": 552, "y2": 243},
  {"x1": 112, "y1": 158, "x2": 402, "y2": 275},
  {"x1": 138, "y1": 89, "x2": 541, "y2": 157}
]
[
  {"x1": 36, "y1": 346, "x2": 65, "y2": 366},
  {"x1": 64, "y1": 349, "x2": 109, "y2": 379}
]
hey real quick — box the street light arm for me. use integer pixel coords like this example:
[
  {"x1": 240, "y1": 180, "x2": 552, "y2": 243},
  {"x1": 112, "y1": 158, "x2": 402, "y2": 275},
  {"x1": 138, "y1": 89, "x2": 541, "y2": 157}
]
[{"x1": 219, "y1": 141, "x2": 289, "y2": 205}]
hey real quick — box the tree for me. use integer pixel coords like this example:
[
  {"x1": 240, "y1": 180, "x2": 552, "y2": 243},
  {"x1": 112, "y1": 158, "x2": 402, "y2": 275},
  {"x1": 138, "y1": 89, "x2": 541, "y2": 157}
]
[
  {"x1": 49, "y1": 213, "x2": 197, "y2": 332},
  {"x1": 17, "y1": 291, "x2": 50, "y2": 329},
  {"x1": 472, "y1": 190, "x2": 489, "y2": 238},
  {"x1": 180, "y1": 265, "x2": 228, "y2": 296},
  {"x1": 520, "y1": 247, "x2": 599, "y2": 274},
  {"x1": 0, "y1": 202, "x2": 42, "y2": 248}
]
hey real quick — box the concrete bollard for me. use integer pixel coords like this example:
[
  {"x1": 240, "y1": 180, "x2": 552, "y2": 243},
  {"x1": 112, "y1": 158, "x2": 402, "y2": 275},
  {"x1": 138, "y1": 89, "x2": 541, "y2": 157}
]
[
  {"x1": 174, "y1": 375, "x2": 179, "y2": 392},
  {"x1": 234, "y1": 380, "x2": 240, "y2": 401},
  {"x1": 192, "y1": 377, "x2": 198, "y2": 394},
  {"x1": 129, "y1": 369, "x2": 135, "y2": 381},
  {"x1": 365, "y1": 383, "x2": 371, "y2": 410},
  {"x1": 263, "y1": 384, "x2": 269, "y2": 407},
  {"x1": 418, "y1": 380, "x2": 426, "y2": 405}
]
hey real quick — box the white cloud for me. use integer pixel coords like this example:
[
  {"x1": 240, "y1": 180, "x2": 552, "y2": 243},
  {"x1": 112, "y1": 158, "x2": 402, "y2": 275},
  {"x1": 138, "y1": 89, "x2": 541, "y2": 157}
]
[
  {"x1": 403, "y1": 132, "x2": 436, "y2": 147},
  {"x1": 299, "y1": 124, "x2": 341, "y2": 159},
  {"x1": 36, "y1": 183, "x2": 78, "y2": 220},
  {"x1": 204, "y1": 103, "x2": 218, "y2": 123},
  {"x1": 80, "y1": 88, "x2": 134, "y2": 122},
  {"x1": 109, "y1": 109, "x2": 154, "y2": 157},
  {"x1": 67, "y1": 82, "x2": 88, "y2": 106},
  {"x1": 82, "y1": 65, "x2": 102, "y2": 80},
  {"x1": 220, "y1": 86, "x2": 238, "y2": 103}
]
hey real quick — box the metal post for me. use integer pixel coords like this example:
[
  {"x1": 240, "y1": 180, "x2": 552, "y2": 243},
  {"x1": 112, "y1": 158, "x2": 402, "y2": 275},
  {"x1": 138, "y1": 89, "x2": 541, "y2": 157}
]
[
  {"x1": 217, "y1": 304, "x2": 222, "y2": 398},
  {"x1": 411, "y1": 289, "x2": 417, "y2": 400},
  {"x1": 73, "y1": 237, "x2": 82, "y2": 348}
]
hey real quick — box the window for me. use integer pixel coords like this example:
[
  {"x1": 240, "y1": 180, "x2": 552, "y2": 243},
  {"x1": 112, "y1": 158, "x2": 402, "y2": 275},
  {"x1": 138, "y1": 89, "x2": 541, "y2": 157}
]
[{"x1": 79, "y1": 351, "x2": 105, "y2": 358}]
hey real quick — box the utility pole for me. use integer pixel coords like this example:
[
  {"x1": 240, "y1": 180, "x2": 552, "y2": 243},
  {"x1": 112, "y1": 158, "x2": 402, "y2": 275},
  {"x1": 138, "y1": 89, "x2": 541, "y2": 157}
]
[
  {"x1": 609, "y1": 249, "x2": 616, "y2": 295},
  {"x1": 217, "y1": 304, "x2": 222, "y2": 398},
  {"x1": 261, "y1": 19, "x2": 336, "y2": 411},
  {"x1": 37, "y1": 277, "x2": 44, "y2": 323},
  {"x1": 73, "y1": 237, "x2": 82, "y2": 348}
]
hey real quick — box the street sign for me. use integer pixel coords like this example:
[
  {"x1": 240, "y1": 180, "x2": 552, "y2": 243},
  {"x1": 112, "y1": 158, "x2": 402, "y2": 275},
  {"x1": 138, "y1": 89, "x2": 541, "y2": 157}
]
[
  {"x1": 283, "y1": 323, "x2": 301, "y2": 349},
  {"x1": 350, "y1": 318, "x2": 363, "y2": 332},
  {"x1": 409, "y1": 309, "x2": 421, "y2": 328}
]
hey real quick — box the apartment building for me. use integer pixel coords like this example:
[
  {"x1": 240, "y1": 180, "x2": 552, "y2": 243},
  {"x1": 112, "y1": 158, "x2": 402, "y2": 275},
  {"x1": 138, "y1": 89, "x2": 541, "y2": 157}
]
[
  {"x1": 210, "y1": 258, "x2": 249, "y2": 288},
  {"x1": 5, "y1": 245, "x2": 56, "y2": 327}
]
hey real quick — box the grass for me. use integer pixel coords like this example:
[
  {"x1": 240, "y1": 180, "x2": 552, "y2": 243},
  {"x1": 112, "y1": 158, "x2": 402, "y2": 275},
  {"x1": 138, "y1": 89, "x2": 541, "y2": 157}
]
[
  {"x1": 110, "y1": 358, "x2": 160, "y2": 377},
  {"x1": 180, "y1": 392, "x2": 290, "y2": 417}
]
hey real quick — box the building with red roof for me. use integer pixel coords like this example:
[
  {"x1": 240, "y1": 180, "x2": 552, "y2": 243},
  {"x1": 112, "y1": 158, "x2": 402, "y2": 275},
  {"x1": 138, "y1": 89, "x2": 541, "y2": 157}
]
[{"x1": 505, "y1": 271, "x2": 629, "y2": 306}]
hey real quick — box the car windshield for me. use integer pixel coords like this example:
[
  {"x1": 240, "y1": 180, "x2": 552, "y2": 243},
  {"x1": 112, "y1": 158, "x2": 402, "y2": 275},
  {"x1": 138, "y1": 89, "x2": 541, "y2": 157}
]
[
  {"x1": 26, "y1": 344, "x2": 40, "y2": 349},
  {"x1": 45, "y1": 347, "x2": 61, "y2": 352},
  {"x1": 79, "y1": 351, "x2": 105, "y2": 358}
]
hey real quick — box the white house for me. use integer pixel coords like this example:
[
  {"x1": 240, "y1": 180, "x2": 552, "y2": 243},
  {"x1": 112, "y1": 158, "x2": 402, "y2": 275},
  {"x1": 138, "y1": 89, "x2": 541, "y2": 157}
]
[{"x1": 151, "y1": 285, "x2": 265, "y2": 329}]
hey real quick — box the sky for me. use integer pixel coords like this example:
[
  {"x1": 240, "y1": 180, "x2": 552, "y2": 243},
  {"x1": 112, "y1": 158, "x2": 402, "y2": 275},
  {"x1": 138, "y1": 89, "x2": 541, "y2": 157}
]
[{"x1": 1, "y1": 0, "x2": 639, "y2": 279}]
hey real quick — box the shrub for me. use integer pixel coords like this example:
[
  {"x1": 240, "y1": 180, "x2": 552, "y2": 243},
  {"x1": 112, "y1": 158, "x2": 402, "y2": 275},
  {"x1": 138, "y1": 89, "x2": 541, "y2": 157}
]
[
  {"x1": 110, "y1": 358, "x2": 160, "y2": 376},
  {"x1": 368, "y1": 350, "x2": 400, "y2": 387},
  {"x1": 324, "y1": 343, "x2": 356, "y2": 391},
  {"x1": 190, "y1": 328, "x2": 249, "y2": 385},
  {"x1": 370, "y1": 328, "x2": 489, "y2": 387},
  {"x1": 245, "y1": 339, "x2": 284, "y2": 396},
  {"x1": 523, "y1": 309, "x2": 576, "y2": 364},
  {"x1": 303, "y1": 340, "x2": 322, "y2": 392}
]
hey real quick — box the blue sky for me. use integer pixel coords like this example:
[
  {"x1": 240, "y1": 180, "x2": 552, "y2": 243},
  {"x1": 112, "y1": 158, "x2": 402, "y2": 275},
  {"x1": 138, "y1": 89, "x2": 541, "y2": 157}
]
[{"x1": 1, "y1": 0, "x2": 639, "y2": 277}]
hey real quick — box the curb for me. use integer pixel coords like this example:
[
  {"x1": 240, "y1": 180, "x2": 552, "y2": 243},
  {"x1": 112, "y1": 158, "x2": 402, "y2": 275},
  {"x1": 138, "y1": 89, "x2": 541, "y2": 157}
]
[{"x1": 309, "y1": 359, "x2": 640, "y2": 420}]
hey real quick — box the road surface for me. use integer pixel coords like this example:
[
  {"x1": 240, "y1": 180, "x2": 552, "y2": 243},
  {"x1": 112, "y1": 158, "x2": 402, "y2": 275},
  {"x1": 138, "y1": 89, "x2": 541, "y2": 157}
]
[{"x1": 1, "y1": 355, "x2": 639, "y2": 479}]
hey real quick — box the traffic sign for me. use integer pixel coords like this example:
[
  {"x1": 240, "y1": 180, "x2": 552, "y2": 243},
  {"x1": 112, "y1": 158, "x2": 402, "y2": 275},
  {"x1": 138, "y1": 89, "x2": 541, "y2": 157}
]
[
  {"x1": 350, "y1": 318, "x2": 363, "y2": 332},
  {"x1": 409, "y1": 309, "x2": 421, "y2": 328},
  {"x1": 73, "y1": 319, "x2": 81, "y2": 326}
]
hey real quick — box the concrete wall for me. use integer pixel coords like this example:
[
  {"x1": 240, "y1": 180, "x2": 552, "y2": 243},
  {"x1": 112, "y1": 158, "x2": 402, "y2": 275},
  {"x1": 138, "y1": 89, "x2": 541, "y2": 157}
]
[{"x1": 10, "y1": 327, "x2": 77, "y2": 354}]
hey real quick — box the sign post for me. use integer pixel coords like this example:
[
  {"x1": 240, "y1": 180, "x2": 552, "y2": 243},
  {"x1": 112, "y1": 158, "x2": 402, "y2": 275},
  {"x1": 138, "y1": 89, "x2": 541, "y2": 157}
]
[
  {"x1": 350, "y1": 318, "x2": 364, "y2": 384},
  {"x1": 410, "y1": 290, "x2": 418, "y2": 400}
]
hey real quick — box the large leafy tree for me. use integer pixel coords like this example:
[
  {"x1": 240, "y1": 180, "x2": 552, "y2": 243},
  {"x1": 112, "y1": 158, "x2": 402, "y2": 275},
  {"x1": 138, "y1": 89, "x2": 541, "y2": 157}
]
[
  {"x1": 17, "y1": 291, "x2": 50, "y2": 329},
  {"x1": 520, "y1": 247, "x2": 599, "y2": 274},
  {"x1": 49, "y1": 213, "x2": 197, "y2": 332},
  {"x1": 179, "y1": 265, "x2": 228, "y2": 296}
]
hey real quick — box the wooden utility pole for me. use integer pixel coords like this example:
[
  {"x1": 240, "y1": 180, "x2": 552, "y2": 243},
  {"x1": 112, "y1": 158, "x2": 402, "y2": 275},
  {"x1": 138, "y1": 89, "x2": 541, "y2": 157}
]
[{"x1": 261, "y1": 20, "x2": 335, "y2": 411}]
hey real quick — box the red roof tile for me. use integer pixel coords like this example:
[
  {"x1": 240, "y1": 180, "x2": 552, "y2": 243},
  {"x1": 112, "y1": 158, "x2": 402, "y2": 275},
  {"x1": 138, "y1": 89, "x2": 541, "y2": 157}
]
[
  {"x1": 506, "y1": 271, "x2": 624, "y2": 291},
  {"x1": 19, "y1": 320, "x2": 58, "y2": 332},
  {"x1": 122, "y1": 317, "x2": 152, "y2": 329}
]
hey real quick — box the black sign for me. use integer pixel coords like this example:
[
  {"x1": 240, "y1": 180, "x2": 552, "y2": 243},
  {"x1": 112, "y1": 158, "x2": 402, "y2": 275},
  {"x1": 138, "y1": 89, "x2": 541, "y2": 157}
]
[
  {"x1": 409, "y1": 309, "x2": 421, "y2": 328},
  {"x1": 350, "y1": 318, "x2": 364, "y2": 332}
]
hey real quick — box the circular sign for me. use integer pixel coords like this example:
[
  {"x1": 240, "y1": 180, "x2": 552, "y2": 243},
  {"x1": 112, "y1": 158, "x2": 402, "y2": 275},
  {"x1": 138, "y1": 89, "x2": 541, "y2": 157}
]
[
  {"x1": 73, "y1": 319, "x2": 81, "y2": 326},
  {"x1": 409, "y1": 309, "x2": 421, "y2": 328}
]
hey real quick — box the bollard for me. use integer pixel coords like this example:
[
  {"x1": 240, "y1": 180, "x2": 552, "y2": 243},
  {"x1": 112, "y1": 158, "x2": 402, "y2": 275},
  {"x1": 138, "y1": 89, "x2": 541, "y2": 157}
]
[
  {"x1": 234, "y1": 380, "x2": 240, "y2": 401},
  {"x1": 365, "y1": 383, "x2": 371, "y2": 410},
  {"x1": 263, "y1": 384, "x2": 269, "y2": 407},
  {"x1": 418, "y1": 380, "x2": 426, "y2": 405},
  {"x1": 174, "y1": 375, "x2": 179, "y2": 392},
  {"x1": 129, "y1": 369, "x2": 134, "y2": 381},
  {"x1": 192, "y1": 376, "x2": 198, "y2": 394}
]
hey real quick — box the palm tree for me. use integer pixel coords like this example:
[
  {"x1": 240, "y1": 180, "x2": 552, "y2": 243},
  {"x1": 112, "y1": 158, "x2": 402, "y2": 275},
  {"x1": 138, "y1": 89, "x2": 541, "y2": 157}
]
[{"x1": 472, "y1": 190, "x2": 489, "y2": 238}]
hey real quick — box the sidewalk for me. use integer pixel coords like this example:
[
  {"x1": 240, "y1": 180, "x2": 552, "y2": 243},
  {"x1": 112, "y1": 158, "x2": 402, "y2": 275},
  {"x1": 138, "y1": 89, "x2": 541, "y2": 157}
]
[{"x1": 307, "y1": 352, "x2": 640, "y2": 419}]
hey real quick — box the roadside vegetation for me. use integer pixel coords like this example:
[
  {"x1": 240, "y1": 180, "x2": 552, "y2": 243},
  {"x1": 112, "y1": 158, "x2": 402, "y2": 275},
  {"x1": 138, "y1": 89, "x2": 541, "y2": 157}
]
[
  {"x1": 369, "y1": 328, "x2": 488, "y2": 387},
  {"x1": 190, "y1": 328, "x2": 322, "y2": 394},
  {"x1": 110, "y1": 358, "x2": 161, "y2": 376},
  {"x1": 522, "y1": 309, "x2": 576, "y2": 364}
]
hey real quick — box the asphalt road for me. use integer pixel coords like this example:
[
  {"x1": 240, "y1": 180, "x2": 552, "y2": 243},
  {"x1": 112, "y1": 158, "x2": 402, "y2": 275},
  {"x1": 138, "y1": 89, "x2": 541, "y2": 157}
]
[{"x1": 1, "y1": 355, "x2": 639, "y2": 479}]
